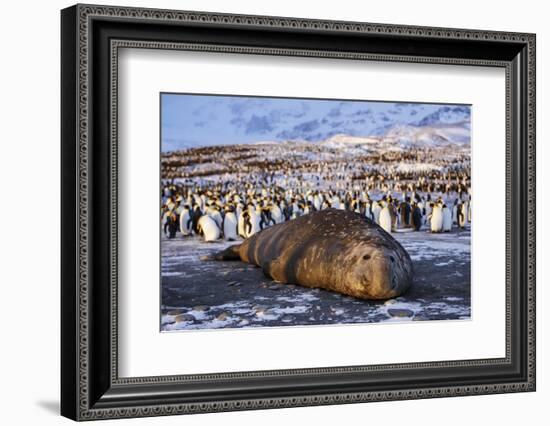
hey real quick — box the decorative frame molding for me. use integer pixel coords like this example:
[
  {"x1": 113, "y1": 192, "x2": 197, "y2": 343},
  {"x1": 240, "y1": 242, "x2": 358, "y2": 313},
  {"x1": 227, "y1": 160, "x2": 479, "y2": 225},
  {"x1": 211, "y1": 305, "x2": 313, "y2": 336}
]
[{"x1": 61, "y1": 4, "x2": 536, "y2": 421}]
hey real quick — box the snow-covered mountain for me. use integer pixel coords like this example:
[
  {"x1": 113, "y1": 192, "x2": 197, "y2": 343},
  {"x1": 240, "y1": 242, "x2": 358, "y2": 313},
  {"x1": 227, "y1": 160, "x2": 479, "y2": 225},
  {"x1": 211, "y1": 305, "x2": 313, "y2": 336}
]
[
  {"x1": 320, "y1": 134, "x2": 381, "y2": 148},
  {"x1": 274, "y1": 104, "x2": 471, "y2": 148},
  {"x1": 382, "y1": 122, "x2": 470, "y2": 147},
  {"x1": 162, "y1": 95, "x2": 472, "y2": 151},
  {"x1": 414, "y1": 105, "x2": 470, "y2": 126},
  {"x1": 317, "y1": 121, "x2": 469, "y2": 150}
]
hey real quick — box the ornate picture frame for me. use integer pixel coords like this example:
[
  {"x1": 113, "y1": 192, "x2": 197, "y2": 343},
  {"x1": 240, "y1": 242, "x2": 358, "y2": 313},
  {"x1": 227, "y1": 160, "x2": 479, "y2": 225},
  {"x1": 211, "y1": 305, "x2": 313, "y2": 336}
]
[{"x1": 61, "y1": 4, "x2": 535, "y2": 421}]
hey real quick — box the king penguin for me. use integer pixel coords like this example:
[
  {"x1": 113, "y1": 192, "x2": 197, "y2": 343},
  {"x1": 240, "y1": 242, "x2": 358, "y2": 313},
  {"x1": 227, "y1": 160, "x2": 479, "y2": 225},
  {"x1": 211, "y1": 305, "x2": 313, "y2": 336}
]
[
  {"x1": 222, "y1": 206, "x2": 238, "y2": 241},
  {"x1": 372, "y1": 201, "x2": 382, "y2": 225},
  {"x1": 412, "y1": 203, "x2": 422, "y2": 231},
  {"x1": 197, "y1": 215, "x2": 220, "y2": 242},
  {"x1": 430, "y1": 203, "x2": 444, "y2": 233},
  {"x1": 179, "y1": 205, "x2": 193, "y2": 236},
  {"x1": 458, "y1": 202, "x2": 467, "y2": 229},
  {"x1": 442, "y1": 204, "x2": 452, "y2": 232},
  {"x1": 379, "y1": 201, "x2": 393, "y2": 233}
]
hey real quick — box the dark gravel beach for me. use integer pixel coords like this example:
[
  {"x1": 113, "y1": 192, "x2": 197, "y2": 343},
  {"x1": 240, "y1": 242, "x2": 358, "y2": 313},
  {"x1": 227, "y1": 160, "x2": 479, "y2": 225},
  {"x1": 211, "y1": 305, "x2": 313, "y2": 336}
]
[{"x1": 161, "y1": 227, "x2": 471, "y2": 331}]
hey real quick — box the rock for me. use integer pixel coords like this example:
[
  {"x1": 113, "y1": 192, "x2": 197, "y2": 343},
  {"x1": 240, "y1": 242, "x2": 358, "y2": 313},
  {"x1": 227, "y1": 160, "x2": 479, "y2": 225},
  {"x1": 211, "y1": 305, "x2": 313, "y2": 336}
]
[
  {"x1": 254, "y1": 307, "x2": 272, "y2": 316},
  {"x1": 167, "y1": 309, "x2": 184, "y2": 316},
  {"x1": 281, "y1": 316, "x2": 294, "y2": 323},
  {"x1": 227, "y1": 281, "x2": 239, "y2": 287},
  {"x1": 174, "y1": 313, "x2": 195, "y2": 323},
  {"x1": 387, "y1": 308, "x2": 414, "y2": 318},
  {"x1": 192, "y1": 305, "x2": 209, "y2": 312},
  {"x1": 268, "y1": 284, "x2": 281, "y2": 290},
  {"x1": 384, "y1": 299, "x2": 397, "y2": 306},
  {"x1": 216, "y1": 312, "x2": 229, "y2": 321}
]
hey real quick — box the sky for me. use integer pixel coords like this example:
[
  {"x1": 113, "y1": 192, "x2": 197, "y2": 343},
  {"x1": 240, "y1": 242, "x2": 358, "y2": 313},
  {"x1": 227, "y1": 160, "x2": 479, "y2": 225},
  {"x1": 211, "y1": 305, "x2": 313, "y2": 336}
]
[{"x1": 161, "y1": 93, "x2": 470, "y2": 152}]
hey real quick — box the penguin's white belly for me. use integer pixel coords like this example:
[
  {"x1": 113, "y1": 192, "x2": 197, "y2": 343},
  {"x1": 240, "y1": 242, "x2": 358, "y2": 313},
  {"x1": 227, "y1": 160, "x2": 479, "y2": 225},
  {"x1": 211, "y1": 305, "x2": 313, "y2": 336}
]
[
  {"x1": 198, "y1": 216, "x2": 220, "y2": 242},
  {"x1": 223, "y1": 213, "x2": 238, "y2": 241},
  {"x1": 442, "y1": 209, "x2": 452, "y2": 231},
  {"x1": 208, "y1": 211, "x2": 223, "y2": 229},
  {"x1": 313, "y1": 198, "x2": 321, "y2": 210},
  {"x1": 373, "y1": 208, "x2": 381, "y2": 224},
  {"x1": 431, "y1": 208, "x2": 444, "y2": 232},
  {"x1": 271, "y1": 207, "x2": 283, "y2": 224},
  {"x1": 237, "y1": 215, "x2": 246, "y2": 237},
  {"x1": 424, "y1": 207, "x2": 432, "y2": 223},
  {"x1": 179, "y1": 211, "x2": 192, "y2": 235},
  {"x1": 379, "y1": 208, "x2": 392, "y2": 233},
  {"x1": 461, "y1": 204, "x2": 469, "y2": 223},
  {"x1": 459, "y1": 206, "x2": 468, "y2": 227},
  {"x1": 247, "y1": 214, "x2": 261, "y2": 237}
]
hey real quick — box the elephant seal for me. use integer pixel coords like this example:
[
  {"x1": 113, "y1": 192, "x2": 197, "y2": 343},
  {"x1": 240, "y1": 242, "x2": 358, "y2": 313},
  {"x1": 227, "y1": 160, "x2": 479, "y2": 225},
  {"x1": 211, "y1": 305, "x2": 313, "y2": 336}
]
[{"x1": 211, "y1": 208, "x2": 412, "y2": 300}]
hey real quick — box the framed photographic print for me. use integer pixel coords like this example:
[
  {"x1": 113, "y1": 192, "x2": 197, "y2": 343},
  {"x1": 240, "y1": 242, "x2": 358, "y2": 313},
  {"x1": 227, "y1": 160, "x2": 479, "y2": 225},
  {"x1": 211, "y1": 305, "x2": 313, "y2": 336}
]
[{"x1": 61, "y1": 4, "x2": 536, "y2": 421}]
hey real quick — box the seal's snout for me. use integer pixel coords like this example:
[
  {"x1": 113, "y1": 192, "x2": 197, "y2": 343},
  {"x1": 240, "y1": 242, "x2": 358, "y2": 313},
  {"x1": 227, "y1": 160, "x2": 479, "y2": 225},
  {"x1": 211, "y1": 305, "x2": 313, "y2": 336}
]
[{"x1": 356, "y1": 250, "x2": 409, "y2": 300}]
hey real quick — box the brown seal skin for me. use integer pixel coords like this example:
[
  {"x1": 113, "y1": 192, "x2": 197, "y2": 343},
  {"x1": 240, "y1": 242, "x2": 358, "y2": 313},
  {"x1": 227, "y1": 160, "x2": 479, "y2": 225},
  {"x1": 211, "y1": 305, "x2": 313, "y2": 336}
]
[{"x1": 212, "y1": 209, "x2": 413, "y2": 300}]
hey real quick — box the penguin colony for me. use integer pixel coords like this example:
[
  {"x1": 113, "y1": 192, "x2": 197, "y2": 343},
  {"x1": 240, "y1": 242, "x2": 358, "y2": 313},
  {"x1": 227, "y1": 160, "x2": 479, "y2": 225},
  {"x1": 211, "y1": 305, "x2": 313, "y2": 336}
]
[{"x1": 161, "y1": 142, "x2": 471, "y2": 241}]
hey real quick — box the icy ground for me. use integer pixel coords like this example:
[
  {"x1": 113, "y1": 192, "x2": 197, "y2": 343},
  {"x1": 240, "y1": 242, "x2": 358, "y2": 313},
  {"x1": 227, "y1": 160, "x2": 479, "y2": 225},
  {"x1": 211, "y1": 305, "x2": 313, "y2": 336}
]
[{"x1": 161, "y1": 228, "x2": 471, "y2": 331}]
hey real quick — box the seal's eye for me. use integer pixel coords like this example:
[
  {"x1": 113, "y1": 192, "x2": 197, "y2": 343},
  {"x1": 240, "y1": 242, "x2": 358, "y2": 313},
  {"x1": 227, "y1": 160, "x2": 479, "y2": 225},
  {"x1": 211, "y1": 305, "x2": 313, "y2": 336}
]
[
  {"x1": 363, "y1": 254, "x2": 371, "y2": 260},
  {"x1": 389, "y1": 256, "x2": 395, "y2": 263}
]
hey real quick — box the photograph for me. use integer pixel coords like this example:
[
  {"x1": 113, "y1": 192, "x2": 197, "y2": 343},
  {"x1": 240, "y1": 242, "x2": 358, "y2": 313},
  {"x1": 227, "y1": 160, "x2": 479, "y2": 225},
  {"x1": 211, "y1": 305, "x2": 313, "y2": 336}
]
[
  {"x1": 57, "y1": 3, "x2": 536, "y2": 420},
  {"x1": 160, "y1": 94, "x2": 472, "y2": 331}
]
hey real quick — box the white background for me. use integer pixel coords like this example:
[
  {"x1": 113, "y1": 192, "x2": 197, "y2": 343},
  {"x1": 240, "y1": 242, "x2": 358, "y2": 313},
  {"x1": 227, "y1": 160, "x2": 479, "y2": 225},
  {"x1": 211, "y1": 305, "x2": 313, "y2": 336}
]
[
  {"x1": 119, "y1": 49, "x2": 505, "y2": 377},
  {"x1": 0, "y1": 0, "x2": 547, "y2": 425}
]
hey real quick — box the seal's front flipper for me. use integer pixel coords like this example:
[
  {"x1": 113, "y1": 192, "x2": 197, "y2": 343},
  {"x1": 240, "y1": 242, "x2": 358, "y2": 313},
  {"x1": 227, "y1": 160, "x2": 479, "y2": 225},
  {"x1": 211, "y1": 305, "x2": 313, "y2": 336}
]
[
  {"x1": 262, "y1": 256, "x2": 288, "y2": 282},
  {"x1": 209, "y1": 244, "x2": 242, "y2": 261}
]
